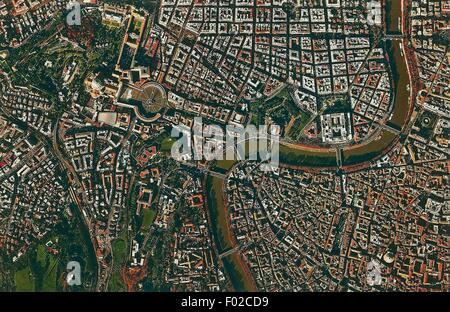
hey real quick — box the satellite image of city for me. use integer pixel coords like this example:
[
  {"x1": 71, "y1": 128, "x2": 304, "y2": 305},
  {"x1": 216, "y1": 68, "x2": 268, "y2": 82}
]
[{"x1": 0, "y1": 0, "x2": 448, "y2": 299}]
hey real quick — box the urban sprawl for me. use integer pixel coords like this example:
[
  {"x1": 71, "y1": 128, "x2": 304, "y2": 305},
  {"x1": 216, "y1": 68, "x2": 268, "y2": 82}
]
[{"x1": 0, "y1": 0, "x2": 448, "y2": 292}]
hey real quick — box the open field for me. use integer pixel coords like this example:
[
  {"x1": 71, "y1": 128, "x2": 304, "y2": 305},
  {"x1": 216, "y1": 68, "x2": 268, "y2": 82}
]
[
  {"x1": 108, "y1": 231, "x2": 129, "y2": 292},
  {"x1": 14, "y1": 267, "x2": 34, "y2": 292},
  {"x1": 14, "y1": 242, "x2": 60, "y2": 292},
  {"x1": 41, "y1": 252, "x2": 59, "y2": 292},
  {"x1": 140, "y1": 208, "x2": 157, "y2": 231}
]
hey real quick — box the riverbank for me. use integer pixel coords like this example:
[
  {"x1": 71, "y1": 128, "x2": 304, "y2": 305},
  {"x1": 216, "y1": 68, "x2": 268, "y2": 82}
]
[
  {"x1": 386, "y1": 39, "x2": 411, "y2": 129},
  {"x1": 205, "y1": 174, "x2": 257, "y2": 291}
]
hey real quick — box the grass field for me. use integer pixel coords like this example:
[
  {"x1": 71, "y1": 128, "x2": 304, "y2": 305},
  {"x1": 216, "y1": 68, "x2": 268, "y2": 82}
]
[
  {"x1": 160, "y1": 137, "x2": 175, "y2": 153},
  {"x1": 113, "y1": 240, "x2": 127, "y2": 261},
  {"x1": 140, "y1": 208, "x2": 157, "y2": 231},
  {"x1": 14, "y1": 267, "x2": 34, "y2": 292},
  {"x1": 37, "y1": 245, "x2": 47, "y2": 267},
  {"x1": 41, "y1": 253, "x2": 59, "y2": 292},
  {"x1": 108, "y1": 232, "x2": 128, "y2": 291},
  {"x1": 286, "y1": 110, "x2": 312, "y2": 140},
  {"x1": 14, "y1": 243, "x2": 60, "y2": 292}
]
